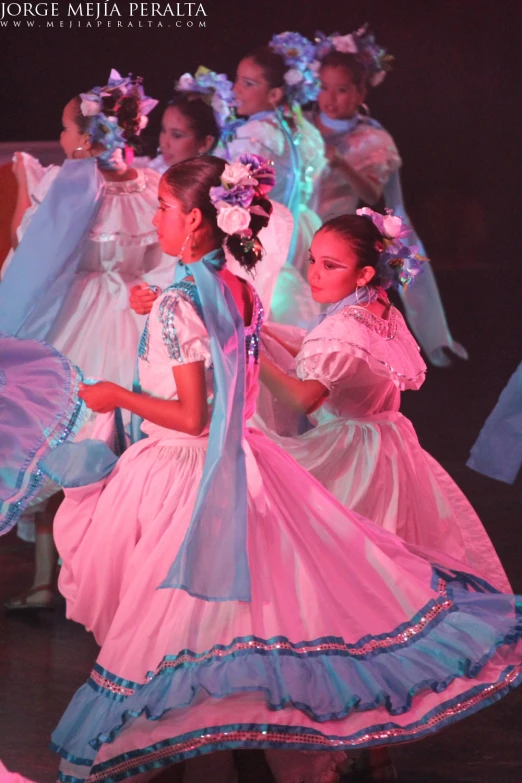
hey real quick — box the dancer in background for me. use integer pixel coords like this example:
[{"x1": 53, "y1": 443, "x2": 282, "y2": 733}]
[
  {"x1": 135, "y1": 66, "x2": 232, "y2": 174},
  {"x1": 220, "y1": 33, "x2": 325, "y2": 325},
  {"x1": 259, "y1": 209, "x2": 510, "y2": 594},
  {"x1": 467, "y1": 361, "x2": 522, "y2": 486},
  {"x1": 131, "y1": 66, "x2": 294, "y2": 316},
  {"x1": 311, "y1": 26, "x2": 467, "y2": 366},
  {"x1": 0, "y1": 69, "x2": 164, "y2": 610},
  {"x1": 23, "y1": 156, "x2": 522, "y2": 783}
]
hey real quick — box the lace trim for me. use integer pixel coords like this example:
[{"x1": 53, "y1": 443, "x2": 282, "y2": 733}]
[
  {"x1": 301, "y1": 336, "x2": 424, "y2": 384},
  {"x1": 157, "y1": 283, "x2": 203, "y2": 363},
  {"x1": 88, "y1": 229, "x2": 158, "y2": 245},
  {"x1": 102, "y1": 169, "x2": 148, "y2": 196},
  {"x1": 342, "y1": 306, "x2": 398, "y2": 340}
]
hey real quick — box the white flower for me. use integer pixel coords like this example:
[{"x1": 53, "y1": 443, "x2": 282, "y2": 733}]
[
  {"x1": 331, "y1": 34, "x2": 358, "y2": 54},
  {"x1": 177, "y1": 73, "x2": 195, "y2": 91},
  {"x1": 284, "y1": 68, "x2": 304, "y2": 86},
  {"x1": 382, "y1": 215, "x2": 403, "y2": 238},
  {"x1": 139, "y1": 115, "x2": 149, "y2": 130},
  {"x1": 80, "y1": 98, "x2": 100, "y2": 117},
  {"x1": 371, "y1": 70, "x2": 386, "y2": 87},
  {"x1": 221, "y1": 161, "x2": 252, "y2": 187},
  {"x1": 217, "y1": 205, "x2": 251, "y2": 235}
]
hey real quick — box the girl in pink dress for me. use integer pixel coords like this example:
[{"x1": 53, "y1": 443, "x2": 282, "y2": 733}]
[
  {"x1": 48, "y1": 157, "x2": 522, "y2": 783},
  {"x1": 259, "y1": 209, "x2": 510, "y2": 595}
]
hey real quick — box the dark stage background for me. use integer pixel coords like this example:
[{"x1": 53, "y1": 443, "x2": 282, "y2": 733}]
[
  {"x1": 1, "y1": 3, "x2": 522, "y2": 780},
  {"x1": 1, "y1": 0, "x2": 521, "y2": 458},
  {"x1": 1, "y1": 0, "x2": 521, "y2": 268}
]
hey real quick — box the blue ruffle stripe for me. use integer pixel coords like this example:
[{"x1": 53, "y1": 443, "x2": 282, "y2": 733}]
[
  {"x1": 50, "y1": 568, "x2": 522, "y2": 780},
  {"x1": 54, "y1": 668, "x2": 522, "y2": 783},
  {"x1": 0, "y1": 340, "x2": 87, "y2": 534}
]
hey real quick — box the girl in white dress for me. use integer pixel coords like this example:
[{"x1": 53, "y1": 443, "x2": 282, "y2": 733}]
[
  {"x1": 220, "y1": 34, "x2": 325, "y2": 326},
  {"x1": 259, "y1": 210, "x2": 510, "y2": 595},
  {"x1": 131, "y1": 66, "x2": 294, "y2": 318},
  {"x1": 310, "y1": 26, "x2": 466, "y2": 367},
  {"x1": 0, "y1": 69, "x2": 165, "y2": 610}
]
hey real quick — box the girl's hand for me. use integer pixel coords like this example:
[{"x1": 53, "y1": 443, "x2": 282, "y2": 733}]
[
  {"x1": 12, "y1": 153, "x2": 28, "y2": 186},
  {"x1": 79, "y1": 381, "x2": 122, "y2": 413},
  {"x1": 129, "y1": 283, "x2": 160, "y2": 315}
]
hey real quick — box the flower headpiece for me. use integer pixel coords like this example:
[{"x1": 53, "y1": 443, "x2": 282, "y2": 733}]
[
  {"x1": 210, "y1": 154, "x2": 276, "y2": 244},
  {"x1": 357, "y1": 207, "x2": 425, "y2": 290},
  {"x1": 79, "y1": 69, "x2": 158, "y2": 154},
  {"x1": 315, "y1": 24, "x2": 393, "y2": 87},
  {"x1": 269, "y1": 32, "x2": 321, "y2": 105},
  {"x1": 176, "y1": 66, "x2": 235, "y2": 129}
]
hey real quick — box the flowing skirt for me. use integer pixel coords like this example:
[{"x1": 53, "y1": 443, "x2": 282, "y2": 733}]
[{"x1": 52, "y1": 428, "x2": 522, "y2": 781}]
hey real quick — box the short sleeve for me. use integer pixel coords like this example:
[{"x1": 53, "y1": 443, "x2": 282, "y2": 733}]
[
  {"x1": 226, "y1": 120, "x2": 285, "y2": 160},
  {"x1": 17, "y1": 156, "x2": 61, "y2": 241},
  {"x1": 295, "y1": 339, "x2": 359, "y2": 390},
  {"x1": 346, "y1": 127, "x2": 401, "y2": 187},
  {"x1": 151, "y1": 288, "x2": 211, "y2": 368}
]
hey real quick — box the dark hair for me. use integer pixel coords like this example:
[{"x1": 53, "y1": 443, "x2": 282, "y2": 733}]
[
  {"x1": 167, "y1": 92, "x2": 220, "y2": 149},
  {"x1": 319, "y1": 50, "x2": 368, "y2": 91},
  {"x1": 163, "y1": 156, "x2": 272, "y2": 271},
  {"x1": 71, "y1": 88, "x2": 142, "y2": 147},
  {"x1": 244, "y1": 46, "x2": 286, "y2": 91},
  {"x1": 319, "y1": 214, "x2": 384, "y2": 285}
]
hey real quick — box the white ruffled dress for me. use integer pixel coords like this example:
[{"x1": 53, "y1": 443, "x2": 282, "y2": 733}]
[{"x1": 259, "y1": 305, "x2": 511, "y2": 593}]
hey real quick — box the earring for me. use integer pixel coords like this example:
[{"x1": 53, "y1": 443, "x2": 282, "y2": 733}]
[
  {"x1": 190, "y1": 232, "x2": 198, "y2": 258},
  {"x1": 179, "y1": 233, "x2": 190, "y2": 259},
  {"x1": 355, "y1": 283, "x2": 369, "y2": 306}
]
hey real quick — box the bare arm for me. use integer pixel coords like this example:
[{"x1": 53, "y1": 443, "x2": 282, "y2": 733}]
[
  {"x1": 79, "y1": 361, "x2": 209, "y2": 437},
  {"x1": 259, "y1": 354, "x2": 329, "y2": 415}
]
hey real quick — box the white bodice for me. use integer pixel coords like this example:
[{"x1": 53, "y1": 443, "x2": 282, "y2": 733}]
[
  {"x1": 296, "y1": 306, "x2": 426, "y2": 424},
  {"x1": 138, "y1": 281, "x2": 264, "y2": 440}
]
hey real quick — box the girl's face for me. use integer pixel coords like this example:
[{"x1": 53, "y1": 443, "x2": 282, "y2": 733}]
[
  {"x1": 159, "y1": 106, "x2": 214, "y2": 167},
  {"x1": 60, "y1": 99, "x2": 92, "y2": 159},
  {"x1": 307, "y1": 229, "x2": 375, "y2": 304},
  {"x1": 234, "y1": 58, "x2": 281, "y2": 117},
  {"x1": 153, "y1": 179, "x2": 191, "y2": 257},
  {"x1": 318, "y1": 65, "x2": 366, "y2": 120}
]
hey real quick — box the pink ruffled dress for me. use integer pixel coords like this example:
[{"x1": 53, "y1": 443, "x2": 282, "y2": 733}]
[{"x1": 51, "y1": 284, "x2": 522, "y2": 782}]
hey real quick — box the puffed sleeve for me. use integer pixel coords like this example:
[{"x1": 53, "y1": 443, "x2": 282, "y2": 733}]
[
  {"x1": 150, "y1": 288, "x2": 212, "y2": 368},
  {"x1": 295, "y1": 337, "x2": 360, "y2": 390},
  {"x1": 295, "y1": 308, "x2": 427, "y2": 391},
  {"x1": 18, "y1": 155, "x2": 61, "y2": 238},
  {"x1": 346, "y1": 126, "x2": 401, "y2": 187},
  {"x1": 226, "y1": 119, "x2": 285, "y2": 160}
]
